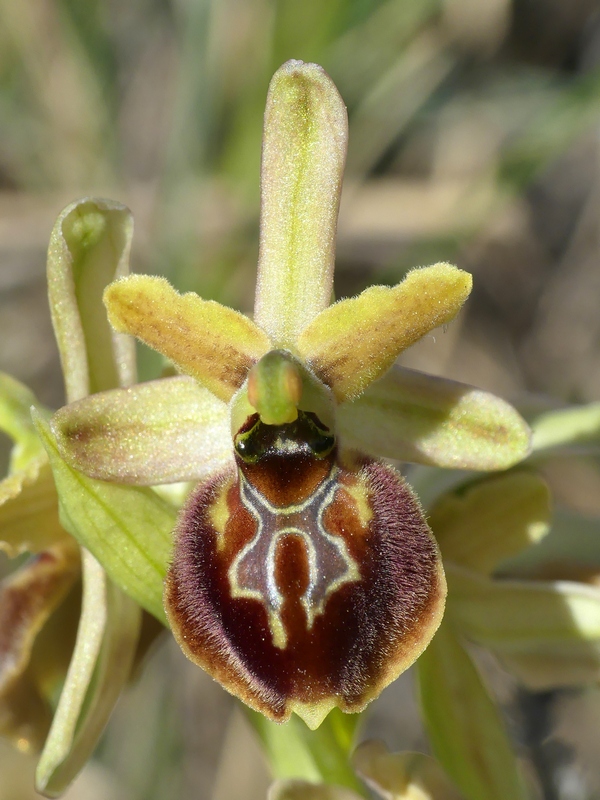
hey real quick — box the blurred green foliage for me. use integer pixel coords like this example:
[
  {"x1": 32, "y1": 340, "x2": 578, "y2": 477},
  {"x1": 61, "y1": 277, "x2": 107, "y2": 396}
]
[{"x1": 2, "y1": 1, "x2": 600, "y2": 798}]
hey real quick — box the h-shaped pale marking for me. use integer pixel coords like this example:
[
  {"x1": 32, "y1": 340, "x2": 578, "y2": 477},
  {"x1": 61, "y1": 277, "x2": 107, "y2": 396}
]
[{"x1": 228, "y1": 467, "x2": 360, "y2": 649}]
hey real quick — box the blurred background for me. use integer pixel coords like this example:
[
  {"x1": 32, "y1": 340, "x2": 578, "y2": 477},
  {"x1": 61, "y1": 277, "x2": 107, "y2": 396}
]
[{"x1": 1, "y1": 0, "x2": 600, "y2": 797}]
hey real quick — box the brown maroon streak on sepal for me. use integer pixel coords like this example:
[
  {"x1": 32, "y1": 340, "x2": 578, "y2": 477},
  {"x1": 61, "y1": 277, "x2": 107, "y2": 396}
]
[{"x1": 164, "y1": 455, "x2": 446, "y2": 727}]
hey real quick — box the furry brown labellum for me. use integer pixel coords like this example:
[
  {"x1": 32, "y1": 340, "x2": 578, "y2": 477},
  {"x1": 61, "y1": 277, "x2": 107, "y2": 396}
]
[{"x1": 165, "y1": 411, "x2": 446, "y2": 728}]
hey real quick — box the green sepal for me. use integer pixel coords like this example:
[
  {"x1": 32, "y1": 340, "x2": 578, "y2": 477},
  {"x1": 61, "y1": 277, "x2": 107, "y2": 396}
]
[
  {"x1": 50, "y1": 376, "x2": 232, "y2": 485},
  {"x1": 417, "y1": 621, "x2": 528, "y2": 800},
  {"x1": 35, "y1": 551, "x2": 141, "y2": 796},
  {"x1": 254, "y1": 61, "x2": 348, "y2": 347},
  {"x1": 47, "y1": 198, "x2": 136, "y2": 402},
  {"x1": 34, "y1": 411, "x2": 174, "y2": 624},
  {"x1": 337, "y1": 366, "x2": 531, "y2": 471}
]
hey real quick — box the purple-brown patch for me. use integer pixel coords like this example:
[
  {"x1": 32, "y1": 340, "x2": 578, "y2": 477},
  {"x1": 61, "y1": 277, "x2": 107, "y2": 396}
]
[{"x1": 165, "y1": 424, "x2": 445, "y2": 725}]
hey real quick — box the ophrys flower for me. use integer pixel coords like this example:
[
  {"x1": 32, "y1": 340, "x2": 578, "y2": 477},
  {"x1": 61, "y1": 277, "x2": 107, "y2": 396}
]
[{"x1": 44, "y1": 60, "x2": 530, "y2": 729}]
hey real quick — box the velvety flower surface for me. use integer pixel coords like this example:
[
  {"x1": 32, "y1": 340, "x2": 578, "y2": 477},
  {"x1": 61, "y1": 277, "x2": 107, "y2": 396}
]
[{"x1": 46, "y1": 60, "x2": 531, "y2": 729}]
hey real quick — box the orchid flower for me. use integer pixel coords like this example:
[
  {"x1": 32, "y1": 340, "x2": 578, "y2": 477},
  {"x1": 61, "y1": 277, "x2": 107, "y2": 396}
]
[{"x1": 35, "y1": 61, "x2": 531, "y2": 734}]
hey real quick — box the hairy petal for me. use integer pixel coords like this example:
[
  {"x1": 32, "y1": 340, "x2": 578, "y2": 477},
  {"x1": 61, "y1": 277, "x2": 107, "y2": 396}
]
[
  {"x1": 337, "y1": 366, "x2": 531, "y2": 470},
  {"x1": 418, "y1": 622, "x2": 528, "y2": 800},
  {"x1": 430, "y1": 472, "x2": 551, "y2": 575},
  {"x1": 105, "y1": 275, "x2": 271, "y2": 402},
  {"x1": 36, "y1": 551, "x2": 141, "y2": 796},
  {"x1": 47, "y1": 198, "x2": 136, "y2": 402},
  {"x1": 254, "y1": 60, "x2": 348, "y2": 346},
  {"x1": 51, "y1": 376, "x2": 232, "y2": 485},
  {"x1": 166, "y1": 450, "x2": 445, "y2": 728},
  {"x1": 297, "y1": 264, "x2": 472, "y2": 402}
]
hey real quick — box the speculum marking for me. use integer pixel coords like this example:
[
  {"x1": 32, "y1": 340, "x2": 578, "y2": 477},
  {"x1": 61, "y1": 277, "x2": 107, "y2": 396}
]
[{"x1": 228, "y1": 467, "x2": 360, "y2": 649}]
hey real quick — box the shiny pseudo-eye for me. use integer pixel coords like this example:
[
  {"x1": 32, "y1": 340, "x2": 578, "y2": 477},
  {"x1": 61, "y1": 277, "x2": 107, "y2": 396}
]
[{"x1": 165, "y1": 411, "x2": 446, "y2": 729}]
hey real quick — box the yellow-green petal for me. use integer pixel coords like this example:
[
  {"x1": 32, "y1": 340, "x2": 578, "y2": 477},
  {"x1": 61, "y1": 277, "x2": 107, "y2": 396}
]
[
  {"x1": 429, "y1": 472, "x2": 551, "y2": 575},
  {"x1": 254, "y1": 60, "x2": 348, "y2": 346},
  {"x1": 51, "y1": 376, "x2": 232, "y2": 485},
  {"x1": 337, "y1": 366, "x2": 531, "y2": 471},
  {"x1": 104, "y1": 275, "x2": 271, "y2": 402},
  {"x1": 448, "y1": 566, "x2": 600, "y2": 689},
  {"x1": 47, "y1": 198, "x2": 136, "y2": 402},
  {"x1": 35, "y1": 551, "x2": 141, "y2": 796},
  {"x1": 297, "y1": 264, "x2": 472, "y2": 403},
  {"x1": 417, "y1": 622, "x2": 528, "y2": 800},
  {"x1": 351, "y1": 741, "x2": 463, "y2": 800},
  {"x1": 34, "y1": 412, "x2": 174, "y2": 623}
]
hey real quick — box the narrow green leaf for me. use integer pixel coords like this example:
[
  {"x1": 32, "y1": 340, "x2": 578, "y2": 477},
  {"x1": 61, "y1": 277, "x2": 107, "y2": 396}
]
[
  {"x1": 417, "y1": 622, "x2": 528, "y2": 800},
  {"x1": 254, "y1": 60, "x2": 348, "y2": 347},
  {"x1": 337, "y1": 366, "x2": 531, "y2": 470},
  {"x1": 51, "y1": 376, "x2": 232, "y2": 485},
  {"x1": 36, "y1": 550, "x2": 141, "y2": 796},
  {"x1": 530, "y1": 402, "x2": 600, "y2": 455},
  {"x1": 248, "y1": 708, "x2": 365, "y2": 796},
  {"x1": 34, "y1": 411, "x2": 174, "y2": 623},
  {"x1": 47, "y1": 198, "x2": 136, "y2": 402}
]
